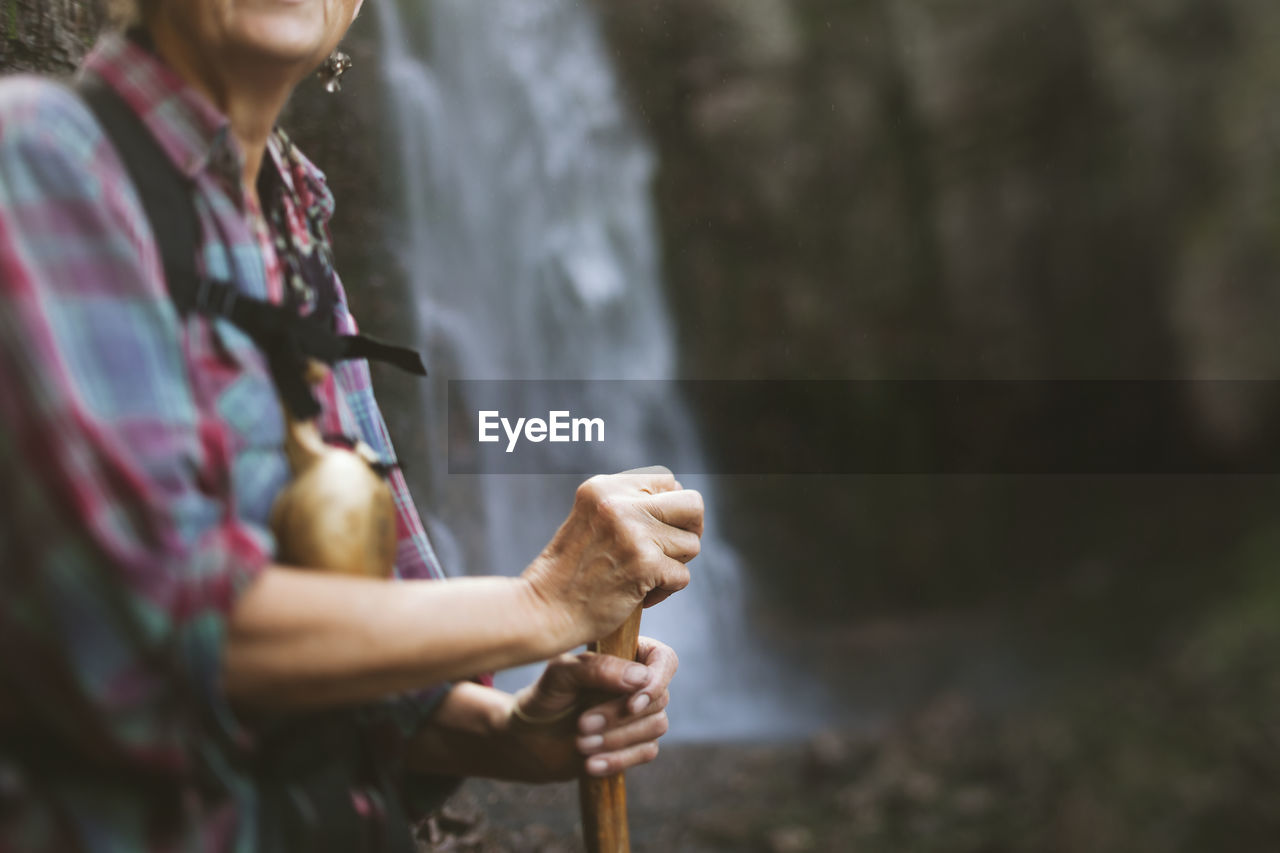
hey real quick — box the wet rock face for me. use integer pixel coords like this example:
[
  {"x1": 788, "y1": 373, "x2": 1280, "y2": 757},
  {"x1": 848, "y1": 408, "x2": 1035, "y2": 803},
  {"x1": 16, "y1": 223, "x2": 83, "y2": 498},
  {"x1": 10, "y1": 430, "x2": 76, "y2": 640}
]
[
  {"x1": 590, "y1": 0, "x2": 1271, "y2": 383},
  {"x1": 1, "y1": 0, "x2": 106, "y2": 74},
  {"x1": 593, "y1": 0, "x2": 1280, "y2": 393},
  {"x1": 587, "y1": 0, "x2": 1280, "y2": 612}
]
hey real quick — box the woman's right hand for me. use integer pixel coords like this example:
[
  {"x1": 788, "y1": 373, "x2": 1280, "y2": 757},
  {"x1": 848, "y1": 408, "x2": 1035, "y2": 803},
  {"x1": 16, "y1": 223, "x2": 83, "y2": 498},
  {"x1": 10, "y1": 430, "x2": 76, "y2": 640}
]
[{"x1": 521, "y1": 467, "x2": 703, "y2": 648}]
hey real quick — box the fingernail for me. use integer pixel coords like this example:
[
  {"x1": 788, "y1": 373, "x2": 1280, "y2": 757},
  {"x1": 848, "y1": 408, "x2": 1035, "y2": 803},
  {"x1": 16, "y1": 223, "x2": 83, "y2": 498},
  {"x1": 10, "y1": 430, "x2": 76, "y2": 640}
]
[
  {"x1": 579, "y1": 734, "x2": 603, "y2": 751},
  {"x1": 587, "y1": 757, "x2": 609, "y2": 776},
  {"x1": 630, "y1": 694, "x2": 651, "y2": 714},
  {"x1": 581, "y1": 714, "x2": 606, "y2": 733},
  {"x1": 623, "y1": 664, "x2": 648, "y2": 686}
]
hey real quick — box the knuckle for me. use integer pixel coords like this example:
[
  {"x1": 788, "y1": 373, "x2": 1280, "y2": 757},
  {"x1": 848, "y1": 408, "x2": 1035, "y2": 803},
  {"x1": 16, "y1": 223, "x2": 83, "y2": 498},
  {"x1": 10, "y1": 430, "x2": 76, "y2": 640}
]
[
  {"x1": 643, "y1": 536, "x2": 669, "y2": 564},
  {"x1": 543, "y1": 653, "x2": 581, "y2": 689},
  {"x1": 551, "y1": 652, "x2": 579, "y2": 670},
  {"x1": 621, "y1": 524, "x2": 657, "y2": 561},
  {"x1": 639, "y1": 465, "x2": 674, "y2": 486},
  {"x1": 595, "y1": 495, "x2": 628, "y2": 526},
  {"x1": 612, "y1": 531, "x2": 643, "y2": 564},
  {"x1": 575, "y1": 476, "x2": 608, "y2": 505},
  {"x1": 643, "y1": 742, "x2": 660, "y2": 763},
  {"x1": 654, "y1": 712, "x2": 670, "y2": 736}
]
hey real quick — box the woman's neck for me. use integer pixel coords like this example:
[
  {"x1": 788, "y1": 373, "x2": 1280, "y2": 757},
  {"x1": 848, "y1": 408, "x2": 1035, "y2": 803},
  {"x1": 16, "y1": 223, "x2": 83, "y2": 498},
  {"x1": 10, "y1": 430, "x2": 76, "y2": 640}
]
[{"x1": 145, "y1": 21, "x2": 302, "y2": 202}]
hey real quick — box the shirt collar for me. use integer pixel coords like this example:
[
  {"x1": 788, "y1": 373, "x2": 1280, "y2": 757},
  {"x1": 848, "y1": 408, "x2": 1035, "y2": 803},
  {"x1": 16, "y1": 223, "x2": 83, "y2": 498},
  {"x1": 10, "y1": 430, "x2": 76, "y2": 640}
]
[
  {"x1": 266, "y1": 129, "x2": 336, "y2": 226},
  {"x1": 79, "y1": 31, "x2": 336, "y2": 224},
  {"x1": 79, "y1": 30, "x2": 240, "y2": 184}
]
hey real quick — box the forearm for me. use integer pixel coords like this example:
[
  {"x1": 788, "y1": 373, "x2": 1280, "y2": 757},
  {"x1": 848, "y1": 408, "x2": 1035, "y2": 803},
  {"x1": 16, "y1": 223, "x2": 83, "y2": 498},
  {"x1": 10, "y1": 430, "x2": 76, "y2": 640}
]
[
  {"x1": 408, "y1": 683, "x2": 515, "y2": 777},
  {"x1": 223, "y1": 566, "x2": 564, "y2": 711},
  {"x1": 406, "y1": 682, "x2": 576, "y2": 782},
  {"x1": 222, "y1": 468, "x2": 702, "y2": 713}
]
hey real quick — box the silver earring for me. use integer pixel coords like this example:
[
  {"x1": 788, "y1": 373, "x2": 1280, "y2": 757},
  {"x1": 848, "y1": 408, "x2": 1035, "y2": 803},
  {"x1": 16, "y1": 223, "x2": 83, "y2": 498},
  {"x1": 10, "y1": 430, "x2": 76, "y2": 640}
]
[{"x1": 319, "y1": 50, "x2": 353, "y2": 94}]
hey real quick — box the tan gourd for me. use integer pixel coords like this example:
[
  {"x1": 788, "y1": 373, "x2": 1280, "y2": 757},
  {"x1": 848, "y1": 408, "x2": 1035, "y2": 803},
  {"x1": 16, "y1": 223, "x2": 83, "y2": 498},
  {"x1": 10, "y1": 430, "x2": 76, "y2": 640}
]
[{"x1": 268, "y1": 363, "x2": 398, "y2": 580}]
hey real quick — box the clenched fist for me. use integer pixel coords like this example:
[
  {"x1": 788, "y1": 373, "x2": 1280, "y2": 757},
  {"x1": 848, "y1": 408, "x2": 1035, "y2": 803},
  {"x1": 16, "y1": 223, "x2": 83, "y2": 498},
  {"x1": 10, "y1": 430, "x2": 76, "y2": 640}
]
[{"x1": 521, "y1": 467, "x2": 703, "y2": 648}]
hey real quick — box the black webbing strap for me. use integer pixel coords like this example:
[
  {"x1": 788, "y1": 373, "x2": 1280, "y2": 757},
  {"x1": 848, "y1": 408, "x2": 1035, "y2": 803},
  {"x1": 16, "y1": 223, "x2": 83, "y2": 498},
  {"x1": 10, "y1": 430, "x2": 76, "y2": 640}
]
[{"x1": 74, "y1": 76, "x2": 426, "y2": 421}]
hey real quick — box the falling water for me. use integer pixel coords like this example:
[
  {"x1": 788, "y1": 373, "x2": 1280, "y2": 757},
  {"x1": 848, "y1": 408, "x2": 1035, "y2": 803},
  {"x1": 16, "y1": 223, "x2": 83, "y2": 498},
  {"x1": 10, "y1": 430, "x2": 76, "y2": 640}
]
[{"x1": 374, "y1": 0, "x2": 820, "y2": 739}]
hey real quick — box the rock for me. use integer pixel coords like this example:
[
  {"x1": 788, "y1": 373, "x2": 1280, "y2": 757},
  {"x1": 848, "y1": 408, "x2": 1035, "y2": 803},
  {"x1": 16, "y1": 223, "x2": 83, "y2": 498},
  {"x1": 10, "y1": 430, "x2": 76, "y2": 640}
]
[
  {"x1": 768, "y1": 824, "x2": 817, "y2": 853},
  {"x1": 901, "y1": 769, "x2": 941, "y2": 805},
  {"x1": 1, "y1": 0, "x2": 106, "y2": 75},
  {"x1": 805, "y1": 728, "x2": 851, "y2": 778},
  {"x1": 952, "y1": 784, "x2": 995, "y2": 815},
  {"x1": 591, "y1": 0, "x2": 1280, "y2": 616}
]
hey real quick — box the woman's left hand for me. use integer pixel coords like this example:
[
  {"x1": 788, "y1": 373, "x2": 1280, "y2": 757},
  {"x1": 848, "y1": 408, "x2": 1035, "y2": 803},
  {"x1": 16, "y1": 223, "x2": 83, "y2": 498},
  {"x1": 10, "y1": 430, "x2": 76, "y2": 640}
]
[
  {"x1": 407, "y1": 636, "x2": 677, "y2": 784},
  {"x1": 507, "y1": 635, "x2": 678, "y2": 781}
]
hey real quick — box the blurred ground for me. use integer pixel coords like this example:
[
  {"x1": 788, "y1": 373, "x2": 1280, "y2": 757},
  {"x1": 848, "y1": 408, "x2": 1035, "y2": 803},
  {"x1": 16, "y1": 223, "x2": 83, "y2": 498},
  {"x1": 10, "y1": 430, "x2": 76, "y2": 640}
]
[{"x1": 418, "y1": 519, "x2": 1280, "y2": 852}]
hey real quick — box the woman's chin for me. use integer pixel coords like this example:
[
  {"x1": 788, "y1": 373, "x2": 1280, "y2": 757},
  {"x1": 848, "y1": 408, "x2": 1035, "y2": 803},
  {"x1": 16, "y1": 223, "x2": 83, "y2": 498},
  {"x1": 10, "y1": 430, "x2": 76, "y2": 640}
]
[{"x1": 226, "y1": 13, "x2": 335, "y2": 68}]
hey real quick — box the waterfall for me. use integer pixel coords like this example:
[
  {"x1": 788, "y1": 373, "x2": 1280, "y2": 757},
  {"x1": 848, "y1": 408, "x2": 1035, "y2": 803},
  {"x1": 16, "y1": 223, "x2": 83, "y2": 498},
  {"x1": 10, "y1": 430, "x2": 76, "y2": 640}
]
[{"x1": 374, "y1": 0, "x2": 818, "y2": 739}]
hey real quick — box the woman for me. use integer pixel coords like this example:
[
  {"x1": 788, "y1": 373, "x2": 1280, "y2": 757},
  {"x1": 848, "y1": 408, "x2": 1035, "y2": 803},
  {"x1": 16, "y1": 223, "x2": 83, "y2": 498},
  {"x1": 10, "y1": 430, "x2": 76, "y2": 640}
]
[{"x1": 0, "y1": 0, "x2": 702, "y2": 850}]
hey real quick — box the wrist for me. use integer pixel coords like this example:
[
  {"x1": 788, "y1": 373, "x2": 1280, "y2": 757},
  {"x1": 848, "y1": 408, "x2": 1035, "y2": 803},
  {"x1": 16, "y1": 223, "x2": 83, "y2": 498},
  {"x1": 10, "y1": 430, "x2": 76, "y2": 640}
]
[
  {"x1": 432, "y1": 682, "x2": 517, "y2": 737},
  {"x1": 515, "y1": 561, "x2": 580, "y2": 656}
]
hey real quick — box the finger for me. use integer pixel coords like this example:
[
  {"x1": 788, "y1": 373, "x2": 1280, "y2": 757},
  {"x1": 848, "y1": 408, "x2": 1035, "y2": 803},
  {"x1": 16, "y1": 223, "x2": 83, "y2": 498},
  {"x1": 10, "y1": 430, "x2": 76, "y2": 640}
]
[
  {"x1": 578, "y1": 690, "x2": 670, "y2": 735},
  {"x1": 642, "y1": 489, "x2": 705, "y2": 536},
  {"x1": 641, "y1": 556, "x2": 690, "y2": 608},
  {"x1": 539, "y1": 651, "x2": 650, "y2": 701},
  {"x1": 632, "y1": 637, "x2": 678, "y2": 713},
  {"x1": 643, "y1": 583, "x2": 688, "y2": 609},
  {"x1": 636, "y1": 636, "x2": 679, "y2": 677},
  {"x1": 654, "y1": 527, "x2": 701, "y2": 564},
  {"x1": 643, "y1": 588, "x2": 674, "y2": 608},
  {"x1": 584, "y1": 740, "x2": 662, "y2": 777},
  {"x1": 579, "y1": 710, "x2": 670, "y2": 756},
  {"x1": 615, "y1": 465, "x2": 678, "y2": 495}
]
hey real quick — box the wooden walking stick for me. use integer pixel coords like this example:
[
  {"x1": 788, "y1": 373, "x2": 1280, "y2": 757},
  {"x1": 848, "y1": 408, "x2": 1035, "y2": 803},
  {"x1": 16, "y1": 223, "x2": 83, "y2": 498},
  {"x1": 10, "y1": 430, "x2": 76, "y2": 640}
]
[{"x1": 579, "y1": 605, "x2": 645, "y2": 853}]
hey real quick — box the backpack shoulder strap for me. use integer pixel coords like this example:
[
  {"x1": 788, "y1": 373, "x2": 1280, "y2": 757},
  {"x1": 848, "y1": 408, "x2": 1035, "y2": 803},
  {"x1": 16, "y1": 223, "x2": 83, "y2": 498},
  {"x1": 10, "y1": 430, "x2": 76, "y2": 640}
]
[
  {"x1": 71, "y1": 75, "x2": 426, "y2": 422},
  {"x1": 74, "y1": 75, "x2": 202, "y2": 313}
]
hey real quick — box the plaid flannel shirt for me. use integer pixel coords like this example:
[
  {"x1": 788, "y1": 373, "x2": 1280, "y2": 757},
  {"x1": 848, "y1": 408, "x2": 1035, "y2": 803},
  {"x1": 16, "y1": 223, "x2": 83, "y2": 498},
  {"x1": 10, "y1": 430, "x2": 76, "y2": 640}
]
[{"x1": 0, "y1": 32, "x2": 451, "y2": 851}]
